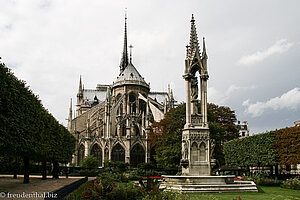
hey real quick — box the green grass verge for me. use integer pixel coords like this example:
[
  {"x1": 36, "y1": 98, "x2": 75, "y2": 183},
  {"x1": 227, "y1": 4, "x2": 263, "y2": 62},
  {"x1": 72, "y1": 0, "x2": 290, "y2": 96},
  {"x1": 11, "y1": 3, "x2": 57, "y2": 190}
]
[{"x1": 185, "y1": 186, "x2": 300, "y2": 200}]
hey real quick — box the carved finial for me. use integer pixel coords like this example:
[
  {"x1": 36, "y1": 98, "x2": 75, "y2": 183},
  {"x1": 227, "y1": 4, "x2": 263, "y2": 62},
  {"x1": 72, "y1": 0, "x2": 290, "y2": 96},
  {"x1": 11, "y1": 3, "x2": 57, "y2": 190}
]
[
  {"x1": 202, "y1": 37, "x2": 208, "y2": 59},
  {"x1": 191, "y1": 14, "x2": 195, "y2": 23}
]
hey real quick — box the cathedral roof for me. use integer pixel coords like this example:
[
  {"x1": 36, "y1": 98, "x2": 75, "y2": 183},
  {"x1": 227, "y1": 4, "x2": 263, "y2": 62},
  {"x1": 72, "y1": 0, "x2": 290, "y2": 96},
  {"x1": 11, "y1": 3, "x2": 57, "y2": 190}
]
[
  {"x1": 113, "y1": 62, "x2": 149, "y2": 89},
  {"x1": 116, "y1": 63, "x2": 145, "y2": 83}
]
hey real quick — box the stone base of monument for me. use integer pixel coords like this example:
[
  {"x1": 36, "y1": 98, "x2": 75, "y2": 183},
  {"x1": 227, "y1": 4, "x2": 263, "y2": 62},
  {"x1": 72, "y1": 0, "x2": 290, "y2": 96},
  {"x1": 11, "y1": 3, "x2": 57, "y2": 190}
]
[{"x1": 160, "y1": 175, "x2": 258, "y2": 193}]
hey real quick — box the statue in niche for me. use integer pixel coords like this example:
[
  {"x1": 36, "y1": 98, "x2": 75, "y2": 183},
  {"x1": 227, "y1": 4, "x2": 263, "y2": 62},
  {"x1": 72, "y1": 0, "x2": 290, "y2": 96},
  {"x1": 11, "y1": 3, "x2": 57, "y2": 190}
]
[
  {"x1": 182, "y1": 141, "x2": 188, "y2": 160},
  {"x1": 191, "y1": 76, "x2": 198, "y2": 100}
]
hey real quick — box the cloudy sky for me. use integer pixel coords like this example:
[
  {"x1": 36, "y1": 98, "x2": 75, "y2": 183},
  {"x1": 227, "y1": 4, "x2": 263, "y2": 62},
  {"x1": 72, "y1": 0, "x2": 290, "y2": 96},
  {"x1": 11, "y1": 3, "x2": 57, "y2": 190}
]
[{"x1": 1, "y1": 0, "x2": 299, "y2": 134}]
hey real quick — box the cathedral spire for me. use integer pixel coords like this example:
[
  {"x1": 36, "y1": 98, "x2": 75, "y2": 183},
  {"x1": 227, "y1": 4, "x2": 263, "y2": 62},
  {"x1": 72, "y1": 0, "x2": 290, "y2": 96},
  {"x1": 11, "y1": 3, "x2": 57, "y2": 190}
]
[
  {"x1": 77, "y1": 75, "x2": 83, "y2": 105},
  {"x1": 119, "y1": 10, "x2": 129, "y2": 73},
  {"x1": 187, "y1": 14, "x2": 200, "y2": 61},
  {"x1": 78, "y1": 75, "x2": 83, "y2": 94}
]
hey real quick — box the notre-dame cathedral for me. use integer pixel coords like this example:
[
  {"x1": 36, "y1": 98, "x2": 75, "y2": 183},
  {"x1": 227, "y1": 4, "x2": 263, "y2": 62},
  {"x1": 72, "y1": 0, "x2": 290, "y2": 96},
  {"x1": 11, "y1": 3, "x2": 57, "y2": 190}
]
[{"x1": 67, "y1": 16, "x2": 175, "y2": 167}]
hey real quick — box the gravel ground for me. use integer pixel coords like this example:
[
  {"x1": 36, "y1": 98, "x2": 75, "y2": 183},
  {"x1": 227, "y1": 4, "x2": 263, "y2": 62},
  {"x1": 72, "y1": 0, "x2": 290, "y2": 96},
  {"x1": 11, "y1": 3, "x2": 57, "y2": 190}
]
[{"x1": 0, "y1": 175, "x2": 84, "y2": 200}]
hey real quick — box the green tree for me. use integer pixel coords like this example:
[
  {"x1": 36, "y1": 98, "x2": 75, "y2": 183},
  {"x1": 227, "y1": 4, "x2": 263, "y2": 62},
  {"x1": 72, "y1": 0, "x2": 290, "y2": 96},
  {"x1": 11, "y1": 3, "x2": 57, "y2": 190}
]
[
  {"x1": 152, "y1": 103, "x2": 238, "y2": 171},
  {"x1": 274, "y1": 126, "x2": 300, "y2": 165},
  {"x1": 207, "y1": 103, "x2": 239, "y2": 142},
  {"x1": 152, "y1": 104, "x2": 185, "y2": 170}
]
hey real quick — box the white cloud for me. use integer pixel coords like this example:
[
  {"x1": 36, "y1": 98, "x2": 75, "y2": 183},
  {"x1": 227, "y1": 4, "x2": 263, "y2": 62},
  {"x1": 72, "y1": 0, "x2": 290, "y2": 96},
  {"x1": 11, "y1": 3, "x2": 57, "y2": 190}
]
[
  {"x1": 208, "y1": 84, "x2": 256, "y2": 105},
  {"x1": 237, "y1": 39, "x2": 294, "y2": 65},
  {"x1": 243, "y1": 88, "x2": 300, "y2": 117}
]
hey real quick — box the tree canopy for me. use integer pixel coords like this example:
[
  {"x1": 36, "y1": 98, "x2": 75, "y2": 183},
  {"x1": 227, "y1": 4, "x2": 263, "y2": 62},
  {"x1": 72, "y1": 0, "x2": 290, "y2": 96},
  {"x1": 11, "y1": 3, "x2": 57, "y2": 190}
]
[
  {"x1": 0, "y1": 62, "x2": 75, "y2": 183},
  {"x1": 149, "y1": 103, "x2": 239, "y2": 170}
]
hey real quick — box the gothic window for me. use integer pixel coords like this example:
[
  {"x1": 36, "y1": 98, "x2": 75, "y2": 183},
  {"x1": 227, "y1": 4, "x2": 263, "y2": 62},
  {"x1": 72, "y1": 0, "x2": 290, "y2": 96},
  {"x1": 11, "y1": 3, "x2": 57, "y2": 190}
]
[
  {"x1": 121, "y1": 123, "x2": 126, "y2": 136},
  {"x1": 139, "y1": 99, "x2": 146, "y2": 114},
  {"x1": 116, "y1": 93, "x2": 122, "y2": 102},
  {"x1": 119, "y1": 103, "x2": 123, "y2": 115},
  {"x1": 115, "y1": 126, "x2": 118, "y2": 136},
  {"x1": 100, "y1": 128, "x2": 103, "y2": 137},
  {"x1": 111, "y1": 143, "x2": 125, "y2": 162},
  {"x1": 199, "y1": 142, "x2": 206, "y2": 161},
  {"x1": 78, "y1": 145, "x2": 85, "y2": 166},
  {"x1": 191, "y1": 142, "x2": 198, "y2": 161},
  {"x1": 134, "y1": 125, "x2": 140, "y2": 136},
  {"x1": 130, "y1": 144, "x2": 145, "y2": 167},
  {"x1": 91, "y1": 144, "x2": 102, "y2": 167},
  {"x1": 129, "y1": 93, "x2": 136, "y2": 114}
]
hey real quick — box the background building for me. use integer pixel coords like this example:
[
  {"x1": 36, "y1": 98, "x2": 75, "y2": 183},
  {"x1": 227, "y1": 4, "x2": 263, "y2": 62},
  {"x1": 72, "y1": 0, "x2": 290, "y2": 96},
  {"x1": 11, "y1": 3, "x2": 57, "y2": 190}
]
[
  {"x1": 67, "y1": 17, "x2": 175, "y2": 167},
  {"x1": 237, "y1": 121, "x2": 250, "y2": 137}
]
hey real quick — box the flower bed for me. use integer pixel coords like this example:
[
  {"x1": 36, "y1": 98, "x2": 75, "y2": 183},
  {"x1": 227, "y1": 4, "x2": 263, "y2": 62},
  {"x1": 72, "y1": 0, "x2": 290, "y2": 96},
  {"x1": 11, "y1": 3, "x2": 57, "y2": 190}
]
[{"x1": 281, "y1": 178, "x2": 300, "y2": 190}]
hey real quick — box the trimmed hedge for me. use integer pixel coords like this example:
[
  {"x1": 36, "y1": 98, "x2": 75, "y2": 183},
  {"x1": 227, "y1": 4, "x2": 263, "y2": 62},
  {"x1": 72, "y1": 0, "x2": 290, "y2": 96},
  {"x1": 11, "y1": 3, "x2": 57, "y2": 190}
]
[
  {"x1": 224, "y1": 131, "x2": 277, "y2": 168},
  {"x1": 224, "y1": 126, "x2": 300, "y2": 168}
]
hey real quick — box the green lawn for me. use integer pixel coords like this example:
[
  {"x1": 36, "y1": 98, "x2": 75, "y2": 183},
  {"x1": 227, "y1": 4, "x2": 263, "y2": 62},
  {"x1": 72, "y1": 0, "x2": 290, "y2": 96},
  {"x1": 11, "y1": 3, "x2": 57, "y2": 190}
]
[{"x1": 185, "y1": 186, "x2": 300, "y2": 200}]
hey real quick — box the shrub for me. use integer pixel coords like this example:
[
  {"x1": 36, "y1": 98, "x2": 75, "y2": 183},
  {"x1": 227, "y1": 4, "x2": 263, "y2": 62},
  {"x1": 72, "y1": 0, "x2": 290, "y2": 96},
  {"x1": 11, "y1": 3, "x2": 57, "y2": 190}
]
[
  {"x1": 281, "y1": 178, "x2": 300, "y2": 190},
  {"x1": 106, "y1": 183, "x2": 146, "y2": 200},
  {"x1": 80, "y1": 155, "x2": 99, "y2": 169},
  {"x1": 243, "y1": 174, "x2": 281, "y2": 186},
  {"x1": 80, "y1": 169, "x2": 99, "y2": 177},
  {"x1": 257, "y1": 178, "x2": 281, "y2": 186}
]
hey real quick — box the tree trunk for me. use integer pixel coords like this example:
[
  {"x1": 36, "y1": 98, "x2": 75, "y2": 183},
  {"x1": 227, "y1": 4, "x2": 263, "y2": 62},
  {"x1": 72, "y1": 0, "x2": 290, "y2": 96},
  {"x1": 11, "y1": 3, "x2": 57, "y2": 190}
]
[
  {"x1": 23, "y1": 156, "x2": 30, "y2": 184},
  {"x1": 42, "y1": 161, "x2": 47, "y2": 180},
  {"x1": 13, "y1": 159, "x2": 18, "y2": 179},
  {"x1": 52, "y1": 161, "x2": 59, "y2": 179},
  {"x1": 275, "y1": 165, "x2": 279, "y2": 180}
]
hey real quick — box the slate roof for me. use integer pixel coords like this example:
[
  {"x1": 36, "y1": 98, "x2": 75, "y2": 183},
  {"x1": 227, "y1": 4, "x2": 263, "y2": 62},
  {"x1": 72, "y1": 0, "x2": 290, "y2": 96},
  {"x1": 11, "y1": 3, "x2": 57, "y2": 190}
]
[{"x1": 115, "y1": 63, "x2": 146, "y2": 83}]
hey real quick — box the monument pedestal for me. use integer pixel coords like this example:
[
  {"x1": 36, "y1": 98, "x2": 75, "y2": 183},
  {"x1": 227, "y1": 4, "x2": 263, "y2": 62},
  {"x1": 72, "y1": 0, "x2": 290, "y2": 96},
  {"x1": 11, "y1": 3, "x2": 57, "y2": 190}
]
[
  {"x1": 160, "y1": 175, "x2": 258, "y2": 193},
  {"x1": 181, "y1": 126, "x2": 212, "y2": 176}
]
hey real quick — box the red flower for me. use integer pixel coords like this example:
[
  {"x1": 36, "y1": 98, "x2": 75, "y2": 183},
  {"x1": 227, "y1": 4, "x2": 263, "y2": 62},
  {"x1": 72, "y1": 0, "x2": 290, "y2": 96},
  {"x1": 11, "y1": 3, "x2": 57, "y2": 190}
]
[{"x1": 108, "y1": 194, "x2": 112, "y2": 198}]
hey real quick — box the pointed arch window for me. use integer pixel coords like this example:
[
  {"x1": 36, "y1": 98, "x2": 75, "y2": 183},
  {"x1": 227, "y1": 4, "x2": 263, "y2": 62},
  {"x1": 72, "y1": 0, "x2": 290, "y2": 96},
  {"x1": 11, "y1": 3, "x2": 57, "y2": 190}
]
[
  {"x1": 91, "y1": 144, "x2": 102, "y2": 167},
  {"x1": 78, "y1": 145, "x2": 85, "y2": 166},
  {"x1": 130, "y1": 144, "x2": 145, "y2": 167},
  {"x1": 199, "y1": 142, "x2": 206, "y2": 161},
  {"x1": 129, "y1": 93, "x2": 136, "y2": 115},
  {"x1": 191, "y1": 142, "x2": 198, "y2": 161},
  {"x1": 111, "y1": 143, "x2": 125, "y2": 162}
]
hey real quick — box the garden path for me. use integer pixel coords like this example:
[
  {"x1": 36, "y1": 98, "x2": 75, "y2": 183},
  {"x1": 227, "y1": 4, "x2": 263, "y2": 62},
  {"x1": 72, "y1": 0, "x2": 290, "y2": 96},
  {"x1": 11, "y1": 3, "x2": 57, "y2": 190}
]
[{"x1": 0, "y1": 175, "x2": 90, "y2": 200}]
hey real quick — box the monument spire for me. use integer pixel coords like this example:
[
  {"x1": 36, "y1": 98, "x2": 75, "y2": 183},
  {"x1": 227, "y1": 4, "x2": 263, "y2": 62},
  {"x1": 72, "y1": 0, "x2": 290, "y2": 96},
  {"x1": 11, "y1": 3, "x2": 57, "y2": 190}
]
[
  {"x1": 188, "y1": 14, "x2": 200, "y2": 61},
  {"x1": 119, "y1": 10, "x2": 129, "y2": 73}
]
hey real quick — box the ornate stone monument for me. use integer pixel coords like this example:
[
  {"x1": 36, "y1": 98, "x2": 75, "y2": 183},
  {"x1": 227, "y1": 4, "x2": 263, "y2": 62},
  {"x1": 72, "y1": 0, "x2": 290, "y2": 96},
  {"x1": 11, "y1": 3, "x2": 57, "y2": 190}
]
[
  {"x1": 160, "y1": 15, "x2": 258, "y2": 193},
  {"x1": 181, "y1": 14, "x2": 214, "y2": 176}
]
